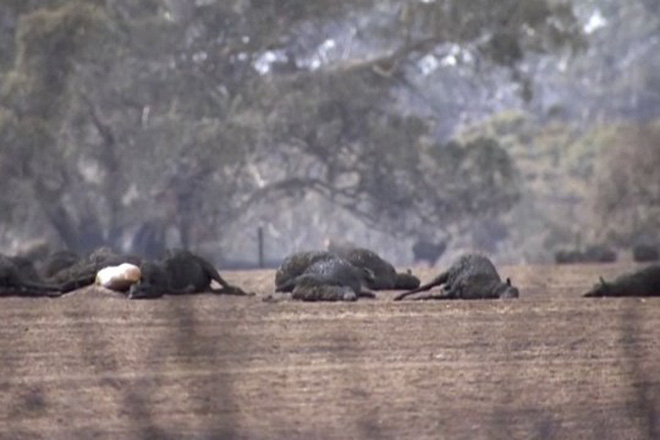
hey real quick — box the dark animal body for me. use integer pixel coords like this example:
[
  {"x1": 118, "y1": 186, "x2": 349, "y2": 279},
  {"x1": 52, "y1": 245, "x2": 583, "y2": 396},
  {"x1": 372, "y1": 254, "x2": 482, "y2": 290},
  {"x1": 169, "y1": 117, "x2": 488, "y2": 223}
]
[
  {"x1": 412, "y1": 239, "x2": 447, "y2": 267},
  {"x1": 129, "y1": 249, "x2": 250, "y2": 299},
  {"x1": 394, "y1": 254, "x2": 519, "y2": 301},
  {"x1": 271, "y1": 253, "x2": 376, "y2": 302},
  {"x1": 50, "y1": 247, "x2": 142, "y2": 293},
  {"x1": 276, "y1": 249, "x2": 419, "y2": 292},
  {"x1": 275, "y1": 251, "x2": 338, "y2": 292},
  {"x1": 0, "y1": 255, "x2": 62, "y2": 297},
  {"x1": 584, "y1": 265, "x2": 660, "y2": 297},
  {"x1": 291, "y1": 284, "x2": 361, "y2": 302},
  {"x1": 9, "y1": 256, "x2": 42, "y2": 282},
  {"x1": 632, "y1": 244, "x2": 659, "y2": 263},
  {"x1": 330, "y1": 247, "x2": 420, "y2": 290},
  {"x1": 394, "y1": 270, "x2": 423, "y2": 290},
  {"x1": 42, "y1": 250, "x2": 79, "y2": 279},
  {"x1": 555, "y1": 245, "x2": 617, "y2": 264}
]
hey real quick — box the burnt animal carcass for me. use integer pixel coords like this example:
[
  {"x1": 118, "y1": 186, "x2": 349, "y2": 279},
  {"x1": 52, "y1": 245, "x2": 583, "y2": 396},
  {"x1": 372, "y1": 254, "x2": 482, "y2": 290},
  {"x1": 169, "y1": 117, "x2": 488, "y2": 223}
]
[
  {"x1": 394, "y1": 253, "x2": 519, "y2": 301},
  {"x1": 274, "y1": 251, "x2": 338, "y2": 292},
  {"x1": 0, "y1": 255, "x2": 62, "y2": 297},
  {"x1": 270, "y1": 253, "x2": 375, "y2": 302},
  {"x1": 330, "y1": 246, "x2": 420, "y2": 290},
  {"x1": 53, "y1": 247, "x2": 142, "y2": 293},
  {"x1": 584, "y1": 265, "x2": 660, "y2": 297},
  {"x1": 128, "y1": 249, "x2": 251, "y2": 299}
]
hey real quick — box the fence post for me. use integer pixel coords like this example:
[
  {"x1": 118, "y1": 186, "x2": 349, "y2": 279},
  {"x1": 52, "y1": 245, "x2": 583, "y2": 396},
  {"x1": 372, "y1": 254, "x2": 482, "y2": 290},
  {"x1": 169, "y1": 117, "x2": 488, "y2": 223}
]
[{"x1": 258, "y1": 226, "x2": 264, "y2": 268}]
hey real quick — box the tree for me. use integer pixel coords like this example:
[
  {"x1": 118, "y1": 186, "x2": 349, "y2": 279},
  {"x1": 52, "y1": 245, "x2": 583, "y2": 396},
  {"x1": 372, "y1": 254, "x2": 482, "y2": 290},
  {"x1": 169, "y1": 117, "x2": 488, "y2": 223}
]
[
  {"x1": 593, "y1": 122, "x2": 660, "y2": 244},
  {"x1": 0, "y1": 0, "x2": 583, "y2": 256},
  {"x1": 1, "y1": 2, "x2": 116, "y2": 251}
]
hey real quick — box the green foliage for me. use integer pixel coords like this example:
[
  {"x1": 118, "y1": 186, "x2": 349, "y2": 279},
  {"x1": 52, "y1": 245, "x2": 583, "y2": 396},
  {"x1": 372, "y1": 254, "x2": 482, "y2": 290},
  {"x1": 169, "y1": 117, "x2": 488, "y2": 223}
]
[
  {"x1": 0, "y1": 0, "x2": 586, "y2": 253},
  {"x1": 3, "y1": 2, "x2": 113, "y2": 122},
  {"x1": 459, "y1": 110, "x2": 607, "y2": 184},
  {"x1": 593, "y1": 121, "x2": 660, "y2": 243},
  {"x1": 421, "y1": 137, "x2": 521, "y2": 222},
  {"x1": 457, "y1": 109, "x2": 660, "y2": 257},
  {"x1": 403, "y1": 0, "x2": 584, "y2": 66}
]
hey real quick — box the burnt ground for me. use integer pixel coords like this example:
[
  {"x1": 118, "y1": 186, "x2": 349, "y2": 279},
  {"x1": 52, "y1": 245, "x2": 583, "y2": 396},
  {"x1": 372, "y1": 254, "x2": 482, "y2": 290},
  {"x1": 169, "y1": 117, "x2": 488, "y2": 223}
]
[{"x1": 0, "y1": 263, "x2": 659, "y2": 439}]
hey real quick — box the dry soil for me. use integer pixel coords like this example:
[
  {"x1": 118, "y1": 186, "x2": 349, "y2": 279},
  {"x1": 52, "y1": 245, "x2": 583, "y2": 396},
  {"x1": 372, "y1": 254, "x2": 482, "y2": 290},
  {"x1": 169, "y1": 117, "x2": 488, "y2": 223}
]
[{"x1": 0, "y1": 262, "x2": 658, "y2": 439}]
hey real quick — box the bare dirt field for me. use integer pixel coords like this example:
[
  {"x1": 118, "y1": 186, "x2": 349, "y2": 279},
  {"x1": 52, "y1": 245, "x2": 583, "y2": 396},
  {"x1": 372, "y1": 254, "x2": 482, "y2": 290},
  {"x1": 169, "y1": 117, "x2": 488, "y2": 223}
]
[{"x1": 1, "y1": 262, "x2": 659, "y2": 439}]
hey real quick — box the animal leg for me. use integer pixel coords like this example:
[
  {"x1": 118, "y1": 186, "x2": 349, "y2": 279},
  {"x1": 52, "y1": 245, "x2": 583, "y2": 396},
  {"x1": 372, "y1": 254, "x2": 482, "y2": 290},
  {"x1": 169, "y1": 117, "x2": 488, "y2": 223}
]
[
  {"x1": 128, "y1": 283, "x2": 164, "y2": 300},
  {"x1": 195, "y1": 255, "x2": 232, "y2": 289},
  {"x1": 60, "y1": 275, "x2": 96, "y2": 293},
  {"x1": 405, "y1": 290, "x2": 454, "y2": 300},
  {"x1": 211, "y1": 285, "x2": 254, "y2": 296},
  {"x1": 393, "y1": 270, "x2": 449, "y2": 300}
]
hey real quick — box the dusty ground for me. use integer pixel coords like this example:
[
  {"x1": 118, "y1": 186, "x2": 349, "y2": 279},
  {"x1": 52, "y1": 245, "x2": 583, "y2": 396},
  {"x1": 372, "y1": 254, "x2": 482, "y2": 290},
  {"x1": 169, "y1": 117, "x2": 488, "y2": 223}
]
[{"x1": 0, "y1": 262, "x2": 659, "y2": 439}]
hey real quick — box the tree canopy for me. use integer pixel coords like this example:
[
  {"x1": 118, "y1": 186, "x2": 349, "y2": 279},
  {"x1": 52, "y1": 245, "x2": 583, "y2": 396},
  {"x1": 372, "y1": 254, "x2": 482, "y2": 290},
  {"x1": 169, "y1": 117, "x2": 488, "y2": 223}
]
[{"x1": 3, "y1": 0, "x2": 650, "y2": 262}]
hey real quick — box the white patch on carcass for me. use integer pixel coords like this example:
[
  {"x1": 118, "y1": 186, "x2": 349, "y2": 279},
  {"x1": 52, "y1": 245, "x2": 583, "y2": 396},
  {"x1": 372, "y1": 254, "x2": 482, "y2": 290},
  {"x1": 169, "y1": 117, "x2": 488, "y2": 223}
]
[{"x1": 95, "y1": 263, "x2": 142, "y2": 292}]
